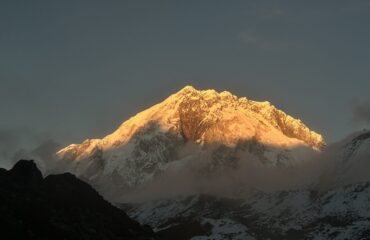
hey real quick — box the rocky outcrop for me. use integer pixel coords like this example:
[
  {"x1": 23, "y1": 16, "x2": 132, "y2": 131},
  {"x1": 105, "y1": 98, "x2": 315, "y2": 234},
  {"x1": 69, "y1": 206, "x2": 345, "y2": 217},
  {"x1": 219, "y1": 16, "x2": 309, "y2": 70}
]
[{"x1": 176, "y1": 86, "x2": 324, "y2": 148}]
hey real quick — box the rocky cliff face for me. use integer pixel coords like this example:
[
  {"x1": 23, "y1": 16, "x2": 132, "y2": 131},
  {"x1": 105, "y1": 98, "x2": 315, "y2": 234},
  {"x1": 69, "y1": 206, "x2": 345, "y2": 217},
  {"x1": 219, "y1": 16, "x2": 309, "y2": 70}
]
[{"x1": 55, "y1": 86, "x2": 325, "y2": 199}]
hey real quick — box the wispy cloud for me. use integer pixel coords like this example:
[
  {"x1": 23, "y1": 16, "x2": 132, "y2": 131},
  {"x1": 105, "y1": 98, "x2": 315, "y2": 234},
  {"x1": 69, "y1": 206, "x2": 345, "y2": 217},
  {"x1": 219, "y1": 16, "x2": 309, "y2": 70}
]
[
  {"x1": 352, "y1": 101, "x2": 370, "y2": 124},
  {"x1": 0, "y1": 127, "x2": 59, "y2": 170}
]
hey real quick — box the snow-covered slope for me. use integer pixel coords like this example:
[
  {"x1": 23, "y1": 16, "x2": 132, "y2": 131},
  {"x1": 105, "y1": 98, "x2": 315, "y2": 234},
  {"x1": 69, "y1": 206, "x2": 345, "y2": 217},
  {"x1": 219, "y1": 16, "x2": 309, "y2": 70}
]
[
  {"x1": 122, "y1": 129, "x2": 370, "y2": 239},
  {"x1": 124, "y1": 182, "x2": 370, "y2": 240},
  {"x1": 55, "y1": 86, "x2": 324, "y2": 198}
]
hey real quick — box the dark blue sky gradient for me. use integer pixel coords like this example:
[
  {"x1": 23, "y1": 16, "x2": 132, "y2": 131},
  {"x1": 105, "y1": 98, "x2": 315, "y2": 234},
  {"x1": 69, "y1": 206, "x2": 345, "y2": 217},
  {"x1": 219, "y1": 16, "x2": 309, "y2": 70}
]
[{"x1": 1, "y1": 0, "x2": 370, "y2": 144}]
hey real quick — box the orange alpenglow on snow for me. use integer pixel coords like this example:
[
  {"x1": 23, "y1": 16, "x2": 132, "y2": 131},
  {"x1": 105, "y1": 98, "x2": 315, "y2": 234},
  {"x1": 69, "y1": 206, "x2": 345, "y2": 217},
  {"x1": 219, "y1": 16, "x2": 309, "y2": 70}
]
[{"x1": 56, "y1": 86, "x2": 325, "y2": 189}]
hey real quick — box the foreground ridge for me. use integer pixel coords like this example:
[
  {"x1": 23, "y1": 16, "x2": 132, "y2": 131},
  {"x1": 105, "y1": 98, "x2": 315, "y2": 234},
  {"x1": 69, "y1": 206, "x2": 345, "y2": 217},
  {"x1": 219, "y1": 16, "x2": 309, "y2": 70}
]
[{"x1": 0, "y1": 160, "x2": 156, "y2": 240}]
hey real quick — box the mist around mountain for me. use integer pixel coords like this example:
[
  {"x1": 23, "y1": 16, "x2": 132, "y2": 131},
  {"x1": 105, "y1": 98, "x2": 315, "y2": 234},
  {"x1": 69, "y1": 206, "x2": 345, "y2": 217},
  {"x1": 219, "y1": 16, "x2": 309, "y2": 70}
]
[
  {"x1": 0, "y1": 128, "x2": 59, "y2": 170},
  {"x1": 317, "y1": 130, "x2": 370, "y2": 188},
  {"x1": 113, "y1": 129, "x2": 370, "y2": 202}
]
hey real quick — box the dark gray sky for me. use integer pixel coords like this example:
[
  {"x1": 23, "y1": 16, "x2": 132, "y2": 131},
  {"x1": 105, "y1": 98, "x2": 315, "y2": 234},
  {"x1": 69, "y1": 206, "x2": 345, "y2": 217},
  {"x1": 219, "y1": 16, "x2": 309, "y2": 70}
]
[{"x1": 1, "y1": 0, "x2": 370, "y2": 145}]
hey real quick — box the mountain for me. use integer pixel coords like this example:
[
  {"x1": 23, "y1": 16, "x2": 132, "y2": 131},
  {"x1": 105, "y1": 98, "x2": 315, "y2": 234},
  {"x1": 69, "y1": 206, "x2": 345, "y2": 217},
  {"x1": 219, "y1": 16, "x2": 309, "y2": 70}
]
[
  {"x1": 0, "y1": 160, "x2": 156, "y2": 240},
  {"x1": 124, "y1": 182, "x2": 370, "y2": 240},
  {"x1": 55, "y1": 86, "x2": 325, "y2": 200}
]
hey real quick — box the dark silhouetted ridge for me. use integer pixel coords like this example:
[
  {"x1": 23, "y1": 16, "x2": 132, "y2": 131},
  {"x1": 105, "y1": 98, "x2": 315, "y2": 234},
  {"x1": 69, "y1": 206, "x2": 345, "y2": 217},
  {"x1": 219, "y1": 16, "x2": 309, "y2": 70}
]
[
  {"x1": 0, "y1": 160, "x2": 157, "y2": 240},
  {"x1": 9, "y1": 159, "x2": 43, "y2": 186}
]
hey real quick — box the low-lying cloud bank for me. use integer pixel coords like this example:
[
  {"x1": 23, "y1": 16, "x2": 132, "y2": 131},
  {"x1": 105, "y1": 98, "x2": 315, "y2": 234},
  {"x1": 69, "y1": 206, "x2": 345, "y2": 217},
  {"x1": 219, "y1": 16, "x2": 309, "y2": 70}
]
[
  {"x1": 118, "y1": 130, "x2": 370, "y2": 202},
  {"x1": 3, "y1": 127, "x2": 370, "y2": 203}
]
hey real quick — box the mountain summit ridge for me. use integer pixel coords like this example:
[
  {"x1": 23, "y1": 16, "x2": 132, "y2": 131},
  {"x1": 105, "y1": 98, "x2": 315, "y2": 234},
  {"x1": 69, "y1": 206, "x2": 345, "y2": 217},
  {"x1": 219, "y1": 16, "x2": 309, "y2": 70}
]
[
  {"x1": 176, "y1": 85, "x2": 324, "y2": 148},
  {"x1": 59, "y1": 86, "x2": 324, "y2": 158}
]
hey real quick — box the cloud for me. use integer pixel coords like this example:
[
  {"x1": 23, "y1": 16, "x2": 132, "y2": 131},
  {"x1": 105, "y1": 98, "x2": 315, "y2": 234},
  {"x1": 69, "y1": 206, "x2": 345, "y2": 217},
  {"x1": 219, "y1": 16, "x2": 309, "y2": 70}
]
[
  {"x1": 352, "y1": 101, "x2": 370, "y2": 124},
  {"x1": 0, "y1": 127, "x2": 60, "y2": 170},
  {"x1": 238, "y1": 32, "x2": 272, "y2": 49},
  {"x1": 0, "y1": 128, "x2": 30, "y2": 169},
  {"x1": 116, "y1": 145, "x2": 325, "y2": 202},
  {"x1": 117, "y1": 129, "x2": 370, "y2": 203}
]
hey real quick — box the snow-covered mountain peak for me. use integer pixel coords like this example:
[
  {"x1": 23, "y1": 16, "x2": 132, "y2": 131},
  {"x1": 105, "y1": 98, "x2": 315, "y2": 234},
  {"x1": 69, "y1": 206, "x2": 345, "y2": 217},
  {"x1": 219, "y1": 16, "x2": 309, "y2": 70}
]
[
  {"x1": 58, "y1": 86, "x2": 324, "y2": 156},
  {"x1": 55, "y1": 86, "x2": 325, "y2": 194}
]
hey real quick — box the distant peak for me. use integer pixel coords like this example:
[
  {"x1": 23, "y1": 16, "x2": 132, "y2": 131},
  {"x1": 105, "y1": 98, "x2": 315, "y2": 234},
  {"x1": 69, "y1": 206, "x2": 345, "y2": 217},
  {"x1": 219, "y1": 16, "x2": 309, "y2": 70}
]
[{"x1": 178, "y1": 85, "x2": 197, "y2": 94}]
